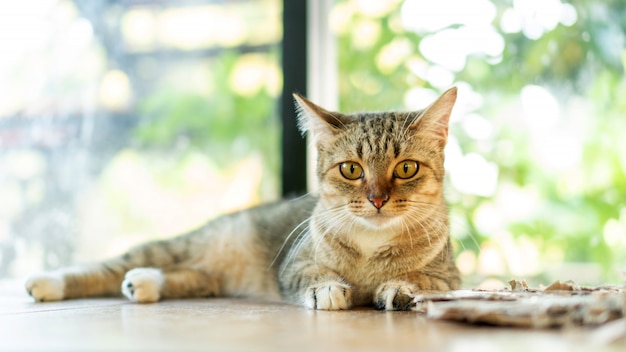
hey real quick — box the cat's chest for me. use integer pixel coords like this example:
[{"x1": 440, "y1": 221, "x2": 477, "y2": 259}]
[
  {"x1": 349, "y1": 229, "x2": 391, "y2": 258},
  {"x1": 315, "y1": 226, "x2": 409, "y2": 280},
  {"x1": 332, "y1": 230, "x2": 406, "y2": 278}
]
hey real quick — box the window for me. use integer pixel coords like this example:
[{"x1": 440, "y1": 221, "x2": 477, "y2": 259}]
[
  {"x1": 3, "y1": 0, "x2": 624, "y2": 286},
  {"x1": 333, "y1": 0, "x2": 626, "y2": 284},
  {"x1": 0, "y1": 0, "x2": 283, "y2": 277}
]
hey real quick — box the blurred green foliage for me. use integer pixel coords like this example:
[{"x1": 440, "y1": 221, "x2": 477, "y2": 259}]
[
  {"x1": 132, "y1": 52, "x2": 281, "y2": 199},
  {"x1": 135, "y1": 52, "x2": 280, "y2": 165}
]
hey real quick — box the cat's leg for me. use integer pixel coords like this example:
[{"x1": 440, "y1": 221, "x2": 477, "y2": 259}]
[
  {"x1": 374, "y1": 273, "x2": 455, "y2": 310},
  {"x1": 373, "y1": 280, "x2": 417, "y2": 311},
  {"x1": 122, "y1": 267, "x2": 219, "y2": 303},
  {"x1": 281, "y1": 262, "x2": 353, "y2": 310},
  {"x1": 25, "y1": 272, "x2": 65, "y2": 302},
  {"x1": 25, "y1": 260, "x2": 130, "y2": 302},
  {"x1": 304, "y1": 278, "x2": 352, "y2": 310},
  {"x1": 375, "y1": 244, "x2": 462, "y2": 310},
  {"x1": 25, "y1": 234, "x2": 201, "y2": 302}
]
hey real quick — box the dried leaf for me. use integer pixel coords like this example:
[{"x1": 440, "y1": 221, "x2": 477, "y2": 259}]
[
  {"x1": 544, "y1": 280, "x2": 581, "y2": 292},
  {"x1": 508, "y1": 279, "x2": 529, "y2": 291},
  {"x1": 414, "y1": 279, "x2": 626, "y2": 329}
]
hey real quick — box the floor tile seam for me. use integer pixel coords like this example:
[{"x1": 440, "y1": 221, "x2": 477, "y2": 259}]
[{"x1": 0, "y1": 302, "x2": 128, "y2": 316}]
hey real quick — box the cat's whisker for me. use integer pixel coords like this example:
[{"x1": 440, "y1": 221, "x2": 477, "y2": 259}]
[
  {"x1": 278, "y1": 231, "x2": 311, "y2": 276},
  {"x1": 414, "y1": 215, "x2": 432, "y2": 246},
  {"x1": 288, "y1": 192, "x2": 313, "y2": 202},
  {"x1": 311, "y1": 222, "x2": 334, "y2": 267},
  {"x1": 401, "y1": 209, "x2": 449, "y2": 248},
  {"x1": 447, "y1": 215, "x2": 481, "y2": 253},
  {"x1": 275, "y1": 198, "x2": 352, "y2": 274},
  {"x1": 280, "y1": 205, "x2": 354, "y2": 275},
  {"x1": 309, "y1": 204, "x2": 352, "y2": 266},
  {"x1": 280, "y1": 226, "x2": 313, "y2": 276},
  {"x1": 281, "y1": 206, "x2": 349, "y2": 270},
  {"x1": 399, "y1": 217, "x2": 414, "y2": 249},
  {"x1": 269, "y1": 216, "x2": 312, "y2": 271},
  {"x1": 404, "y1": 199, "x2": 446, "y2": 206}
]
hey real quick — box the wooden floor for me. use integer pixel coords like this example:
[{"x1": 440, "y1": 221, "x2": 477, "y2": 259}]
[{"x1": 0, "y1": 280, "x2": 624, "y2": 352}]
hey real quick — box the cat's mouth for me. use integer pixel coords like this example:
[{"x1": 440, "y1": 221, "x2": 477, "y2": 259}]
[
  {"x1": 360, "y1": 212, "x2": 399, "y2": 228},
  {"x1": 345, "y1": 202, "x2": 404, "y2": 228}
]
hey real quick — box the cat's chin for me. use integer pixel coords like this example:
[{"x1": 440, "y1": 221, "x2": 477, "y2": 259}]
[{"x1": 359, "y1": 214, "x2": 399, "y2": 230}]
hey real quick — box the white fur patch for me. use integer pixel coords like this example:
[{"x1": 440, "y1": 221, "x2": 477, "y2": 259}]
[
  {"x1": 121, "y1": 268, "x2": 164, "y2": 303},
  {"x1": 304, "y1": 281, "x2": 352, "y2": 310},
  {"x1": 347, "y1": 227, "x2": 394, "y2": 258},
  {"x1": 25, "y1": 272, "x2": 65, "y2": 302}
]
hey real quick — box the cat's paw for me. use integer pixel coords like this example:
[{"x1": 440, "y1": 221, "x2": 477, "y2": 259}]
[
  {"x1": 25, "y1": 273, "x2": 65, "y2": 302},
  {"x1": 374, "y1": 281, "x2": 417, "y2": 311},
  {"x1": 121, "y1": 268, "x2": 164, "y2": 303},
  {"x1": 304, "y1": 281, "x2": 352, "y2": 310}
]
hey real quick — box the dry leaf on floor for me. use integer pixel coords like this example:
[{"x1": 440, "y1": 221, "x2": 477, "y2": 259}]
[
  {"x1": 544, "y1": 280, "x2": 581, "y2": 292},
  {"x1": 413, "y1": 279, "x2": 626, "y2": 332}
]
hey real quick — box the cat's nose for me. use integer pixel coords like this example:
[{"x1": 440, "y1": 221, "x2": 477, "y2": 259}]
[{"x1": 368, "y1": 194, "x2": 389, "y2": 209}]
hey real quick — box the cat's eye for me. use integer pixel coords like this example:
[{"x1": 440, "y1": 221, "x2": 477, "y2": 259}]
[
  {"x1": 339, "y1": 162, "x2": 363, "y2": 180},
  {"x1": 394, "y1": 160, "x2": 419, "y2": 179}
]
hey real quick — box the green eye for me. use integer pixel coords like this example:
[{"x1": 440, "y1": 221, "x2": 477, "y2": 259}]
[
  {"x1": 394, "y1": 160, "x2": 419, "y2": 179},
  {"x1": 339, "y1": 162, "x2": 363, "y2": 180}
]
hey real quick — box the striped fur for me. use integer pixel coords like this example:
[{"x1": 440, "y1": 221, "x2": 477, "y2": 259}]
[{"x1": 25, "y1": 88, "x2": 461, "y2": 310}]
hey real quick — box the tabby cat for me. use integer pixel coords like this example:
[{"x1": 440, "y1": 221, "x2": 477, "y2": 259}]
[{"x1": 25, "y1": 87, "x2": 461, "y2": 310}]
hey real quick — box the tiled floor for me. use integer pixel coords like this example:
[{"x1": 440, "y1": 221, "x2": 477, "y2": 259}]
[{"x1": 0, "y1": 280, "x2": 624, "y2": 352}]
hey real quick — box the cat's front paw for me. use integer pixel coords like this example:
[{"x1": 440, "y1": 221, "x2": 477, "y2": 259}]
[
  {"x1": 25, "y1": 273, "x2": 65, "y2": 302},
  {"x1": 121, "y1": 268, "x2": 164, "y2": 303},
  {"x1": 304, "y1": 281, "x2": 352, "y2": 310},
  {"x1": 374, "y1": 281, "x2": 416, "y2": 311}
]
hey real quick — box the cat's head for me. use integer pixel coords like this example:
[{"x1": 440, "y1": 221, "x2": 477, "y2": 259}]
[{"x1": 294, "y1": 88, "x2": 457, "y2": 231}]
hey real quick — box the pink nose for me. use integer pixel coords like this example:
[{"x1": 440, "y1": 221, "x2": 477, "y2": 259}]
[{"x1": 368, "y1": 194, "x2": 389, "y2": 209}]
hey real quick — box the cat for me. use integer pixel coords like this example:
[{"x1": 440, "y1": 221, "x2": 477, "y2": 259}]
[{"x1": 25, "y1": 87, "x2": 461, "y2": 310}]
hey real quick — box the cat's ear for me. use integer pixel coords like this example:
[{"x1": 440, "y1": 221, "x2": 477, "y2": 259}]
[
  {"x1": 412, "y1": 87, "x2": 457, "y2": 146},
  {"x1": 293, "y1": 93, "x2": 348, "y2": 145}
]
